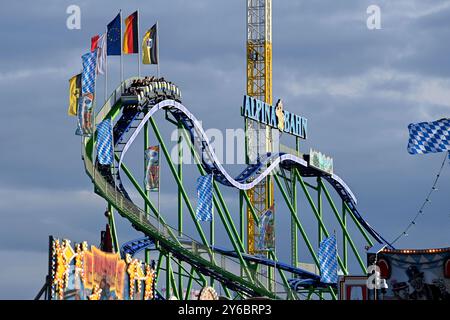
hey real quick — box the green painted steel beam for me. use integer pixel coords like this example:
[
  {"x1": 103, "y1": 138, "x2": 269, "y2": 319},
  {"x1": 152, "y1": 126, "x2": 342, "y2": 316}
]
[
  {"x1": 150, "y1": 118, "x2": 275, "y2": 294},
  {"x1": 166, "y1": 253, "x2": 171, "y2": 299},
  {"x1": 107, "y1": 203, "x2": 120, "y2": 253},
  {"x1": 177, "y1": 124, "x2": 184, "y2": 295},
  {"x1": 268, "y1": 251, "x2": 297, "y2": 300},
  {"x1": 169, "y1": 262, "x2": 180, "y2": 300},
  {"x1": 149, "y1": 118, "x2": 212, "y2": 254},
  {"x1": 317, "y1": 179, "x2": 367, "y2": 272},
  {"x1": 179, "y1": 128, "x2": 260, "y2": 284},
  {"x1": 342, "y1": 201, "x2": 348, "y2": 270},
  {"x1": 184, "y1": 268, "x2": 195, "y2": 300},
  {"x1": 344, "y1": 202, "x2": 374, "y2": 247},
  {"x1": 273, "y1": 174, "x2": 320, "y2": 267},
  {"x1": 291, "y1": 171, "x2": 298, "y2": 269},
  {"x1": 114, "y1": 155, "x2": 182, "y2": 246},
  {"x1": 317, "y1": 178, "x2": 323, "y2": 244},
  {"x1": 294, "y1": 171, "x2": 348, "y2": 275}
]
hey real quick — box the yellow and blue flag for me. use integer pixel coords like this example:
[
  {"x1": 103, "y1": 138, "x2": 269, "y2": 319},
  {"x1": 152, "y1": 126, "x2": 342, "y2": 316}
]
[{"x1": 68, "y1": 73, "x2": 81, "y2": 116}]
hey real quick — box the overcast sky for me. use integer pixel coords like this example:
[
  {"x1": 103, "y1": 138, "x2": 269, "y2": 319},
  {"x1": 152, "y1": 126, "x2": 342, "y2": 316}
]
[{"x1": 0, "y1": 0, "x2": 450, "y2": 299}]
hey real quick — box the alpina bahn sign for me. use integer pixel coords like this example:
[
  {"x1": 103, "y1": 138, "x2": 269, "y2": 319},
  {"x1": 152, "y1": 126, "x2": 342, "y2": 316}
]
[{"x1": 242, "y1": 95, "x2": 308, "y2": 139}]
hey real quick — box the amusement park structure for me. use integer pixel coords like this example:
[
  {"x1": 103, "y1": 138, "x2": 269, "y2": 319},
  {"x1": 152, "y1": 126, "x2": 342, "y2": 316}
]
[{"x1": 44, "y1": 1, "x2": 405, "y2": 300}]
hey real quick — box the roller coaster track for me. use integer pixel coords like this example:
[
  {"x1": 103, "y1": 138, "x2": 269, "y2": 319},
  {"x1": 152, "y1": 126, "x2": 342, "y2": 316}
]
[
  {"x1": 115, "y1": 94, "x2": 392, "y2": 248},
  {"x1": 83, "y1": 78, "x2": 392, "y2": 300}
]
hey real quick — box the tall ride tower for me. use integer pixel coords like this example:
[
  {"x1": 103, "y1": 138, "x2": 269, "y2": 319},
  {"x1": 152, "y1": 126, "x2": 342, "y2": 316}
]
[{"x1": 246, "y1": 0, "x2": 274, "y2": 255}]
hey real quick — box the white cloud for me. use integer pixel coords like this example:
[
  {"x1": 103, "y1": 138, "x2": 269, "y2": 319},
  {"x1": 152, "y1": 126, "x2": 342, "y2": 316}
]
[
  {"x1": 281, "y1": 67, "x2": 450, "y2": 115},
  {"x1": 0, "y1": 67, "x2": 66, "y2": 83}
]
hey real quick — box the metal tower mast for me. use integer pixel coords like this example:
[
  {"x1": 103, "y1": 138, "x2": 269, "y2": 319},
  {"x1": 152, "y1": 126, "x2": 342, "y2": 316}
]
[{"x1": 246, "y1": 0, "x2": 274, "y2": 256}]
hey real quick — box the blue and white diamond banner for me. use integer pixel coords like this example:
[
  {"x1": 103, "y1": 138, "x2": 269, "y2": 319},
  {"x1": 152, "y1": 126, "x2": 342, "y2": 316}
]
[
  {"x1": 96, "y1": 119, "x2": 114, "y2": 165},
  {"x1": 76, "y1": 51, "x2": 97, "y2": 136},
  {"x1": 407, "y1": 119, "x2": 450, "y2": 156},
  {"x1": 196, "y1": 174, "x2": 213, "y2": 222},
  {"x1": 318, "y1": 235, "x2": 338, "y2": 284},
  {"x1": 81, "y1": 51, "x2": 97, "y2": 95}
]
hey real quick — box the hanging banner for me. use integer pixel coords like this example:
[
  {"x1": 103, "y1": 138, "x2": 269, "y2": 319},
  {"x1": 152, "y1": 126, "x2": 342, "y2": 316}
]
[
  {"x1": 255, "y1": 205, "x2": 275, "y2": 252},
  {"x1": 318, "y1": 235, "x2": 338, "y2": 284},
  {"x1": 76, "y1": 51, "x2": 97, "y2": 136},
  {"x1": 367, "y1": 248, "x2": 450, "y2": 300},
  {"x1": 96, "y1": 119, "x2": 114, "y2": 165},
  {"x1": 145, "y1": 146, "x2": 160, "y2": 192},
  {"x1": 196, "y1": 174, "x2": 213, "y2": 222},
  {"x1": 49, "y1": 237, "x2": 156, "y2": 300}
]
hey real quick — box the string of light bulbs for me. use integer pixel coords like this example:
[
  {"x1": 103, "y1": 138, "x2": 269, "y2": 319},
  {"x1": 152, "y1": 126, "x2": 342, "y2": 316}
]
[{"x1": 391, "y1": 151, "x2": 448, "y2": 245}]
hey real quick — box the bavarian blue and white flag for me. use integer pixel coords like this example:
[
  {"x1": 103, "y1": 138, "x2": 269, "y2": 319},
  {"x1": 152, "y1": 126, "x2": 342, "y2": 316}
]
[
  {"x1": 76, "y1": 51, "x2": 97, "y2": 136},
  {"x1": 96, "y1": 119, "x2": 114, "y2": 165},
  {"x1": 407, "y1": 119, "x2": 450, "y2": 158},
  {"x1": 318, "y1": 235, "x2": 338, "y2": 284},
  {"x1": 81, "y1": 51, "x2": 97, "y2": 95},
  {"x1": 196, "y1": 174, "x2": 213, "y2": 222}
]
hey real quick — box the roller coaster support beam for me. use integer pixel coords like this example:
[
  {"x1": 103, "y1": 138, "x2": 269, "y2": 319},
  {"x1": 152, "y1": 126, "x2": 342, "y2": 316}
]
[
  {"x1": 291, "y1": 169, "x2": 298, "y2": 270},
  {"x1": 177, "y1": 123, "x2": 184, "y2": 296},
  {"x1": 239, "y1": 191, "x2": 245, "y2": 278},
  {"x1": 268, "y1": 251, "x2": 297, "y2": 300},
  {"x1": 114, "y1": 155, "x2": 182, "y2": 246},
  {"x1": 317, "y1": 178, "x2": 367, "y2": 272},
  {"x1": 169, "y1": 258, "x2": 180, "y2": 299},
  {"x1": 152, "y1": 117, "x2": 272, "y2": 294},
  {"x1": 179, "y1": 128, "x2": 262, "y2": 286},
  {"x1": 273, "y1": 173, "x2": 320, "y2": 267},
  {"x1": 342, "y1": 201, "x2": 348, "y2": 270},
  {"x1": 317, "y1": 177, "x2": 323, "y2": 245},
  {"x1": 344, "y1": 201, "x2": 374, "y2": 247},
  {"x1": 275, "y1": 172, "x2": 337, "y2": 300},
  {"x1": 149, "y1": 118, "x2": 211, "y2": 253},
  {"x1": 107, "y1": 203, "x2": 120, "y2": 253},
  {"x1": 184, "y1": 267, "x2": 196, "y2": 300},
  {"x1": 166, "y1": 252, "x2": 171, "y2": 299},
  {"x1": 294, "y1": 171, "x2": 349, "y2": 275},
  {"x1": 144, "y1": 122, "x2": 150, "y2": 215}
]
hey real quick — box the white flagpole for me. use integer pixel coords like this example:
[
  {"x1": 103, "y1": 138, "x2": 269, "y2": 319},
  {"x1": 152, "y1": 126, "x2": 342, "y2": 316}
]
[
  {"x1": 158, "y1": 146, "x2": 161, "y2": 233},
  {"x1": 157, "y1": 20, "x2": 160, "y2": 78},
  {"x1": 105, "y1": 28, "x2": 108, "y2": 103},
  {"x1": 137, "y1": 10, "x2": 141, "y2": 77},
  {"x1": 120, "y1": 9, "x2": 124, "y2": 91}
]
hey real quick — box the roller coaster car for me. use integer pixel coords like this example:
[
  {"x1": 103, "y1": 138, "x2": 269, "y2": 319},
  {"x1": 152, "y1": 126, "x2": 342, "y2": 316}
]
[{"x1": 121, "y1": 95, "x2": 142, "y2": 106}]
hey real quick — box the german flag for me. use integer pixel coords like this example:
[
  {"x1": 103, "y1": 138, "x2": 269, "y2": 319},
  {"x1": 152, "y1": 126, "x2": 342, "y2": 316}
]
[{"x1": 123, "y1": 11, "x2": 138, "y2": 54}]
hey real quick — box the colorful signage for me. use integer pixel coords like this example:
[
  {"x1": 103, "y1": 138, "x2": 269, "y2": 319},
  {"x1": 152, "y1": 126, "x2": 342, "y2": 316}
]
[
  {"x1": 49, "y1": 237, "x2": 156, "y2": 300},
  {"x1": 309, "y1": 149, "x2": 333, "y2": 175},
  {"x1": 367, "y1": 248, "x2": 450, "y2": 300},
  {"x1": 242, "y1": 95, "x2": 307, "y2": 139}
]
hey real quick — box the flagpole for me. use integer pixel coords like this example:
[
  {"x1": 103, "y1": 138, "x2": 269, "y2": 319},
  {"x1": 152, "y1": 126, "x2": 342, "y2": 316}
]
[
  {"x1": 120, "y1": 9, "x2": 124, "y2": 91},
  {"x1": 105, "y1": 28, "x2": 108, "y2": 103},
  {"x1": 158, "y1": 147, "x2": 161, "y2": 233},
  {"x1": 137, "y1": 10, "x2": 141, "y2": 78},
  {"x1": 157, "y1": 20, "x2": 160, "y2": 78}
]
